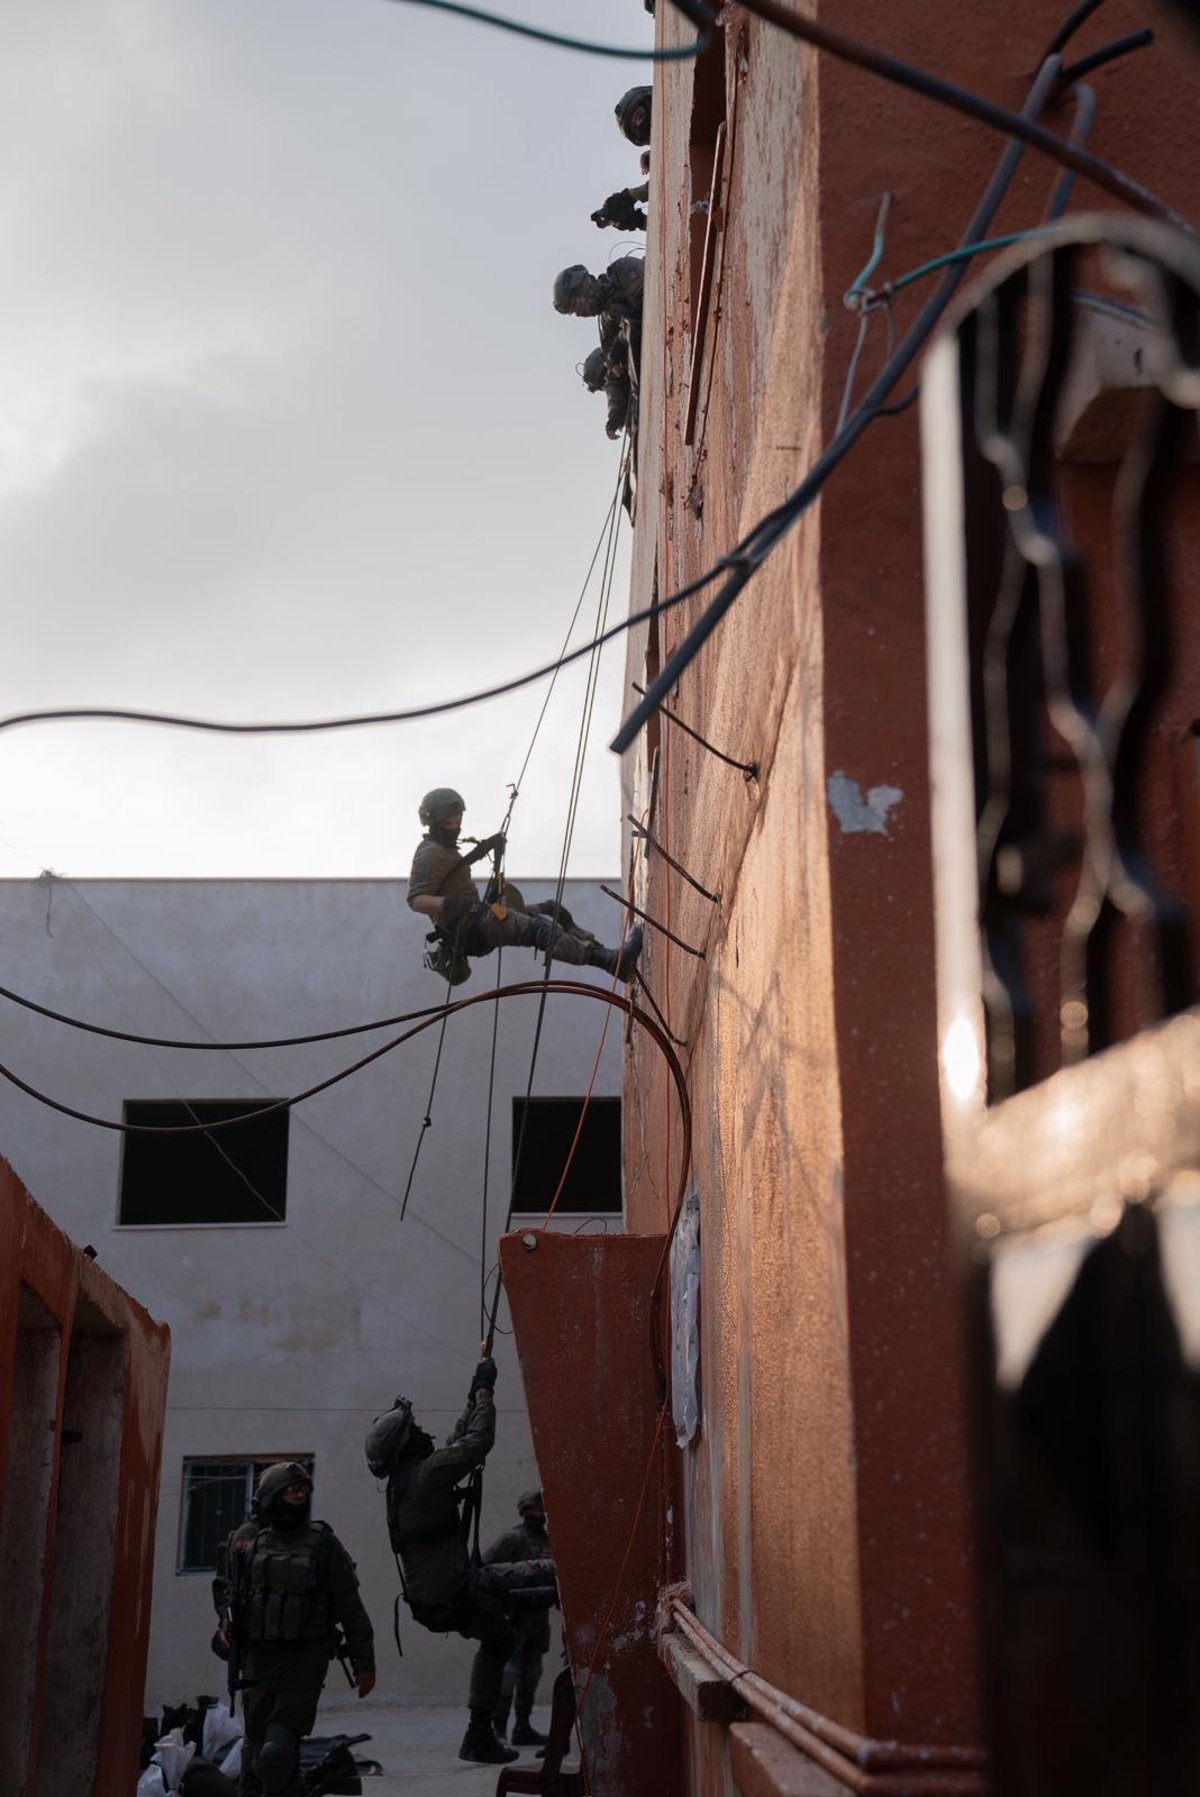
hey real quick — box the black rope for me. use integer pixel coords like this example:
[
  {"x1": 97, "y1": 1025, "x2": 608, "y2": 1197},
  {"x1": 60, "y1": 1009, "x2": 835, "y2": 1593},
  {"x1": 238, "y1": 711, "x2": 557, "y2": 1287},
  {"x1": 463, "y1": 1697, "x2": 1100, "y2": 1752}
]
[
  {"x1": 398, "y1": 470, "x2": 623, "y2": 1233},
  {"x1": 484, "y1": 451, "x2": 627, "y2": 1352},
  {"x1": 732, "y1": 0, "x2": 1190, "y2": 238},
  {"x1": 380, "y1": 0, "x2": 711, "y2": 61}
]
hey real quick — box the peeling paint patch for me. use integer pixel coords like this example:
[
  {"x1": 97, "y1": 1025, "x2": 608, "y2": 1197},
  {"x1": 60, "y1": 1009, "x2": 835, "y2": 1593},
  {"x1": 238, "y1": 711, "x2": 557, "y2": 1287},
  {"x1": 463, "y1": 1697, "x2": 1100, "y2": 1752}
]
[{"x1": 827, "y1": 773, "x2": 904, "y2": 837}]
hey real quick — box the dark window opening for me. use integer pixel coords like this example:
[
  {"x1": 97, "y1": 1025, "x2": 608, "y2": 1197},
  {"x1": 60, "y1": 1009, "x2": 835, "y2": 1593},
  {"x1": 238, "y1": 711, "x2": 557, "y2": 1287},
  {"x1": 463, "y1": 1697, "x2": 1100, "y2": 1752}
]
[
  {"x1": 118, "y1": 1100, "x2": 289, "y2": 1226},
  {"x1": 511, "y1": 1097, "x2": 622, "y2": 1215},
  {"x1": 178, "y1": 1454, "x2": 314, "y2": 1573}
]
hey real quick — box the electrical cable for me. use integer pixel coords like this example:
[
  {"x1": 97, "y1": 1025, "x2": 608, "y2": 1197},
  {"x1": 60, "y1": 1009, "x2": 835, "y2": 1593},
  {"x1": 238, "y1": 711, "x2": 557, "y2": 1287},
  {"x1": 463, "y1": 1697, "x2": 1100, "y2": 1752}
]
[
  {"x1": 378, "y1": 0, "x2": 710, "y2": 61},
  {"x1": 1046, "y1": 0, "x2": 1111, "y2": 57},
  {"x1": 611, "y1": 48, "x2": 1071, "y2": 756},
  {"x1": 1057, "y1": 27, "x2": 1154, "y2": 86},
  {"x1": 728, "y1": 0, "x2": 1192, "y2": 239},
  {"x1": 58, "y1": 883, "x2": 483, "y2": 1335},
  {"x1": 1046, "y1": 82, "x2": 1097, "y2": 221},
  {"x1": 0, "y1": 976, "x2": 455, "y2": 1052},
  {"x1": 0, "y1": 578, "x2": 710, "y2": 741},
  {"x1": 0, "y1": 981, "x2": 692, "y2": 1198}
]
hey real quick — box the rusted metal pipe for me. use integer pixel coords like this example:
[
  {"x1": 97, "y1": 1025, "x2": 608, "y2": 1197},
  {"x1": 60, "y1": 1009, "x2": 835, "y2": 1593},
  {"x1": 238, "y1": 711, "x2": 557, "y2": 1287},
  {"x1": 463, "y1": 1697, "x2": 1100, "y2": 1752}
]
[{"x1": 670, "y1": 1602, "x2": 986, "y2": 1788}]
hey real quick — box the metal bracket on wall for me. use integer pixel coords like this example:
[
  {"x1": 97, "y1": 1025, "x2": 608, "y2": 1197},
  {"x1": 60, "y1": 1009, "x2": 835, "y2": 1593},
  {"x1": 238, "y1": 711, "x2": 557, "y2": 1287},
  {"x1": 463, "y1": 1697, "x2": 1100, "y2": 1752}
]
[
  {"x1": 633, "y1": 683, "x2": 759, "y2": 780},
  {"x1": 628, "y1": 815, "x2": 722, "y2": 904},
  {"x1": 600, "y1": 884, "x2": 707, "y2": 960}
]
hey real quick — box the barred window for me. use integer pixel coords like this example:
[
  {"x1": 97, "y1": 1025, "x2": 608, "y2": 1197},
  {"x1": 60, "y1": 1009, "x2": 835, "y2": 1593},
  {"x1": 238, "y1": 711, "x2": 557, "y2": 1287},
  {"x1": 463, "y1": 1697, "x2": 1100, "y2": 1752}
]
[{"x1": 177, "y1": 1455, "x2": 314, "y2": 1573}]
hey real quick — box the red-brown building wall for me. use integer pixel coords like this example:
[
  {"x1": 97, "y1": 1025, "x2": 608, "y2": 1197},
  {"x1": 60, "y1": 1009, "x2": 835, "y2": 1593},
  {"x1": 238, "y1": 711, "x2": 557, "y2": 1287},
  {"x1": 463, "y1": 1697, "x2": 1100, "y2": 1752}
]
[
  {"x1": 618, "y1": 4, "x2": 1200, "y2": 1792},
  {"x1": 0, "y1": 1156, "x2": 170, "y2": 1797}
]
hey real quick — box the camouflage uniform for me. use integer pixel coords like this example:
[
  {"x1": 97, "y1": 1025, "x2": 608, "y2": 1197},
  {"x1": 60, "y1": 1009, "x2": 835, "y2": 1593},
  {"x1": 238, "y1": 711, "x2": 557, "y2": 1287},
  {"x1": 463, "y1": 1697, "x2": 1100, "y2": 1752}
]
[
  {"x1": 486, "y1": 1504, "x2": 554, "y2": 1738},
  {"x1": 214, "y1": 1512, "x2": 373, "y2": 1796},
  {"x1": 384, "y1": 1385, "x2": 556, "y2": 1713},
  {"x1": 407, "y1": 834, "x2": 601, "y2": 969}
]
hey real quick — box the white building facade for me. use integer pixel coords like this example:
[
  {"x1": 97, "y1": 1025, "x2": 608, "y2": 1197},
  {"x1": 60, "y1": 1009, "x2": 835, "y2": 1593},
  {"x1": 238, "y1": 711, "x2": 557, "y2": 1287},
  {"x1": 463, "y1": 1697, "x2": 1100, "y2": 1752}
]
[{"x1": 0, "y1": 876, "x2": 623, "y2": 1709}]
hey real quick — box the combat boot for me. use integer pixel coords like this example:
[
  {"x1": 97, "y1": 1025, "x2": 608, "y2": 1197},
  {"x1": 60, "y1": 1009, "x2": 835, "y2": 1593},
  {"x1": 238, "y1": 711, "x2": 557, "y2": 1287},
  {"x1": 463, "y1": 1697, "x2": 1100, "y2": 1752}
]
[
  {"x1": 512, "y1": 1712, "x2": 549, "y2": 1747},
  {"x1": 586, "y1": 925, "x2": 643, "y2": 983},
  {"x1": 461, "y1": 1711, "x2": 518, "y2": 1765}
]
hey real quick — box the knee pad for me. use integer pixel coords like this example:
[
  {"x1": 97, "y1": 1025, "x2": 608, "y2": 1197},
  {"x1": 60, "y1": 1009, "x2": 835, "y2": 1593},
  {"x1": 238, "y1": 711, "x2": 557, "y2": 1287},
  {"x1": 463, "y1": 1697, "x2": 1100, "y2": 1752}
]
[{"x1": 258, "y1": 1722, "x2": 300, "y2": 1795}]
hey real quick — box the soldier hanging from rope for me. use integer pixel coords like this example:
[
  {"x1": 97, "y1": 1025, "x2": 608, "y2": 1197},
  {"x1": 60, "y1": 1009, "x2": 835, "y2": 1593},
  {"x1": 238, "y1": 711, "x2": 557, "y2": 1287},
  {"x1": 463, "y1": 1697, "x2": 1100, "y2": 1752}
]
[
  {"x1": 591, "y1": 86, "x2": 653, "y2": 232},
  {"x1": 365, "y1": 1356, "x2": 558, "y2": 1766},
  {"x1": 407, "y1": 787, "x2": 642, "y2": 985}
]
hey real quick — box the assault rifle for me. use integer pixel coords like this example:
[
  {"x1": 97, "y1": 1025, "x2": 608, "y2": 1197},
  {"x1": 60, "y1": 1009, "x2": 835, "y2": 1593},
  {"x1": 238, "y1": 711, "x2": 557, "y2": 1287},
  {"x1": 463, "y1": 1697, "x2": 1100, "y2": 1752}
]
[{"x1": 224, "y1": 1531, "x2": 245, "y2": 1717}]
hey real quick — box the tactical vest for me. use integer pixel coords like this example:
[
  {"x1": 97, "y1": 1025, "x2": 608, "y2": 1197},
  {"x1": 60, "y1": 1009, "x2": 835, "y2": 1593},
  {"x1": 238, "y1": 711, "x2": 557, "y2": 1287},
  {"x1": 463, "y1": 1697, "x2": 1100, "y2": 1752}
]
[{"x1": 241, "y1": 1521, "x2": 333, "y2": 1643}]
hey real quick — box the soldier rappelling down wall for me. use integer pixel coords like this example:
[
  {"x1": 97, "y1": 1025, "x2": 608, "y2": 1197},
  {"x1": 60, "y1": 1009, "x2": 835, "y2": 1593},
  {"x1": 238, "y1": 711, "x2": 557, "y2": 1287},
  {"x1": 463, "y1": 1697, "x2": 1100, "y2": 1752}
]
[
  {"x1": 591, "y1": 86, "x2": 653, "y2": 231},
  {"x1": 366, "y1": 1358, "x2": 559, "y2": 1766},
  {"x1": 407, "y1": 787, "x2": 642, "y2": 985},
  {"x1": 554, "y1": 258, "x2": 644, "y2": 459},
  {"x1": 580, "y1": 344, "x2": 632, "y2": 441},
  {"x1": 213, "y1": 1464, "x2": 375, "y2": 1797}
]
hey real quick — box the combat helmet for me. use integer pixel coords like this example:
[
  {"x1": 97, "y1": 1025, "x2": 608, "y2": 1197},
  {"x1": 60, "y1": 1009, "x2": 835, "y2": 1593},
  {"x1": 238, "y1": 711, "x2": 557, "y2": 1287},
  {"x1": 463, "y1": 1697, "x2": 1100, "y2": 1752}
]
[
  {"x1": 252, "y1": 1460, "x2": 313, "y2": 1525},
  {"x1": 517, "y1": 1487, "x2": 544, "y2": 1515},
  {"x1": 553, "y1": 266, "x2": 592, "y2": 315},
  {"x1": 419, "y1": 787, "x2": 466, "y2": 826},
  {"x1": 365, "y1": 1397, "x2": 416, "y2": 1478},
  {"x1": 614, "y1": 85, "x2": 652, "y2": 145},
  {"x1": 580, "y1": 348, "x2": 608, "y2": 392}
]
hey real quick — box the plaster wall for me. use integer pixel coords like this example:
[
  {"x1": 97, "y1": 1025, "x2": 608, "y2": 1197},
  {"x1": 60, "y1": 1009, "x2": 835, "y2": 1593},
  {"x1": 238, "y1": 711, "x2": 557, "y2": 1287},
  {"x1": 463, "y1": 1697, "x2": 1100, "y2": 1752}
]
[
  {"x1": 0, "y1": 875, "x2": 621, "y2": 1709},
  {"x1": 0, "y1": 1160, "x2": 170, "y2": 1797},
  {"x1": 622, "y1": 0, "x2": 1200, "y2": 1786}
]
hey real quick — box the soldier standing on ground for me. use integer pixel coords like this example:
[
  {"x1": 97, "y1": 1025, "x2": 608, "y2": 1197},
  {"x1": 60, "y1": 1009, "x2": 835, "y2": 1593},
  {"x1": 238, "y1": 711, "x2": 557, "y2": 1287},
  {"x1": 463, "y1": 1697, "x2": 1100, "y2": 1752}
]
[
  {"x1": 487, "y1": 1489, "x2": 555, "y2": 1749},
  {"x1": 213, "y1": 1463, "x2": 374, "y2": 1797}
]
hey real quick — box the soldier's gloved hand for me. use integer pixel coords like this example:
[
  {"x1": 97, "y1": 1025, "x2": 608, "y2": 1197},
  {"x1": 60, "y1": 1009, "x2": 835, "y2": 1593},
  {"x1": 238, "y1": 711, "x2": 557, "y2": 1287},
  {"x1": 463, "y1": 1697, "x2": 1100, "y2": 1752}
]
[
  {"x1": 603, "y1": 189, "x2": 638, "y2": 228},
  {"x1": 471, "y1": 1354, "x2": 498, "y2": 1393}
]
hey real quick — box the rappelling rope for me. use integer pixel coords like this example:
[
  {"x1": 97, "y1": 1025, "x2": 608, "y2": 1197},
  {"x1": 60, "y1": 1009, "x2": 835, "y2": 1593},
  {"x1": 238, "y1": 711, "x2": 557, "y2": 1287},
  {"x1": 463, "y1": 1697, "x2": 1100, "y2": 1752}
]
[
  {"x1": 398, "y1": 474, "x2": 623, "y2": 1230},
  {"x1": 483, "y1": 443, "x2": 627, "y2": 1353}
]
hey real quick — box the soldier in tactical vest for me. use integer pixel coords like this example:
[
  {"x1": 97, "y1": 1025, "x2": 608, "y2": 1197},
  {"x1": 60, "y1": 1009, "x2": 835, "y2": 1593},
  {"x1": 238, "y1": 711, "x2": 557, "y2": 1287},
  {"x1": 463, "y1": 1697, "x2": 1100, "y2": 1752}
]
[
  {"x1": 581, "y1": 345, "x2": 632, "y2": 440},
  {"x1": 552, "y1": 256, "x2": 644, "y2": 328},
  {"x1": 487, "y1": 1488, "x2": 555, "y2": 1748},
  {"x1": 213, "y1": 1463, "x2": 375, "y2": 1796},
  {"x1": 366, "y1": 1357, "x2": 558, "y2": 1765},
  {"x1": 407, "y1": 787, "x2": 642, "y2": 984}
]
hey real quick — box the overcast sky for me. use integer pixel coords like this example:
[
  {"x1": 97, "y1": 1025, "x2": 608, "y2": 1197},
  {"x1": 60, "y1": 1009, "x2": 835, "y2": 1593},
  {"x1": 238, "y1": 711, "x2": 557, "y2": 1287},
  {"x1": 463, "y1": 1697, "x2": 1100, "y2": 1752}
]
[{"x1": 0, "y1": 0, "x2": 647, "y2": 880}]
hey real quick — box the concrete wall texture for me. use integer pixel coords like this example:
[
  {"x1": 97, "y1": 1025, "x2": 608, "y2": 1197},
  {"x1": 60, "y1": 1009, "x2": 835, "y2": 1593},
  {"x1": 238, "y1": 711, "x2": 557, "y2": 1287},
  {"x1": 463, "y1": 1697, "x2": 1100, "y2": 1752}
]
[
  {"x1": 618, "y1": 3, "x2": 1200, "y2": 1792},
  {"x1": 0, "y1": 1156, "x2": 170, "y2": 1797},
  {"x1": 0, "y1": 875, "x2": 621, "y2": 1712}
]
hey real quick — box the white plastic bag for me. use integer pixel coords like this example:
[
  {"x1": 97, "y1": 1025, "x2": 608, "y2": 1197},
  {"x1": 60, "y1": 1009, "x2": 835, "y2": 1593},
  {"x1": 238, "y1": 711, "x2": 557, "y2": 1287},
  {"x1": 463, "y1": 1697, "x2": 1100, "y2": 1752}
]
[
  {"x1": 202, "y1": 1703, "x2": 241, "y2": 1762},
  {"x1": 137, "y1": 1770, "x2": 168, "y2": 1797},
  {"x1": 220, "y1": 1739, "x2": 243, "y2": 1780},
  {"x1": 153, "y1": 1728, "x2": 195, "y2": 1792}
]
